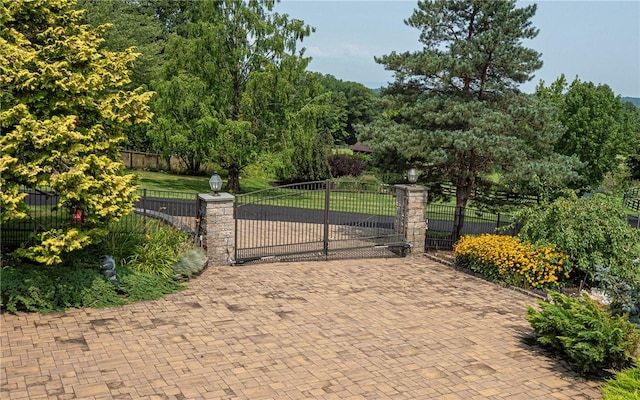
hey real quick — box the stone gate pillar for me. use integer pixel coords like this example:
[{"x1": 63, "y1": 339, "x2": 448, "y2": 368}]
[
  {"x1": 198, "y1": 193, "x2": 235, "y2": 266},
  {"x1": 395, "y1": 185, "x2": 427, "y2": 254}
]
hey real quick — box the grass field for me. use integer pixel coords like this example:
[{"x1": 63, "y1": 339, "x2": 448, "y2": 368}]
[
  {"x1": 132, "y1": 170, "x2": 272, "y2": 194},
  {"x1": 238, "y1": 183, "x2": 397, "y2": 216},
  {"x1": 131, "y1": 170, "x2": 640, "y2": 223},
  {"x1": 133, "y1": 171, "x2": 396, "y2": 215}
]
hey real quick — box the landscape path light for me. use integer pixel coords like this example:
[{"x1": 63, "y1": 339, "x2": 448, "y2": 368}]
[
  {"x1": 407, "y1": 168, "x2": 418, "y2": 184},
  {"x1": 209, "y1": 172, "x2": 223, "y2": 196}
]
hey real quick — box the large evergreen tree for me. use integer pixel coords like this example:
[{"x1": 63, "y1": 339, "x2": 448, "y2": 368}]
[
  {"x1": 0, "y1": 0, "x2": 152, "y2": 264},
  {"x1": 359, "y1": 0, "x2": 577, "y2": 238},
  {"x1": 149, "y1": 0, "x2": 314, "y2": 191}
]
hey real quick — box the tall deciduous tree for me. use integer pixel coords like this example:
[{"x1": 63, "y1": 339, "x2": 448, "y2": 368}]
[
  {"x1": 359, "y1": 0, "x2": 578, "y2": 238},
  {"x1": 275, "y1": 72, "x2": 338, "y2": 182},
  {"x1": 76, "y1": 0, "x2": 166, "y2": 90},
  {"x1": 149, "y1": 0, "x2": 313, "y2": 191},
  {"x1": 537, "y1": 75, "x2": 637, "y2": 190},
  {"x1": 624, "y1": 101, "x2": 640, "y2": 180},
  {"x1": 75, "y1": 0, "x2": 166, "y2": 151},
  {"x1": 0, "y1": 0, "x2": 153, "y2": 264},
  {"x1": 315, "y1": 73, "x2": 376, "y2": 145}
]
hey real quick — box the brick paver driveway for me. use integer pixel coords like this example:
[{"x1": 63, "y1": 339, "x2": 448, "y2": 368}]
[{"x1": 1, "y1": 257, "x2": 602, "y2": 399}]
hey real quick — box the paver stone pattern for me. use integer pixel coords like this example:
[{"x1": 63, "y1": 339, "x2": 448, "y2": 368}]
[{"x1": 1, "y1": 258, "x2": 602, "y2": 399}]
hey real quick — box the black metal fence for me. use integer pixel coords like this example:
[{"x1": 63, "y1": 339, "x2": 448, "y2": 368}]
[
  {"x1": 1, "y1": 187, "x2": 198, "y2": 251},
  {"x1": 624, "y1": 187, "x2": 640, "y2": 212},
  {"x1": 425, "y1": 204, "x2": 519, "y2": 251},
  {"x1": 133, "y1": 188, "x2": 199, "y2": 234}
]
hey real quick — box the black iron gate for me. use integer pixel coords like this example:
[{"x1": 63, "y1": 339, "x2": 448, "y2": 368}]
[
  {"x1": 234, "y1": 180, "x2": 408, "y2": 264},
  {"x1": 425, "y1": 204, "x2": 519, "y2": 251}
]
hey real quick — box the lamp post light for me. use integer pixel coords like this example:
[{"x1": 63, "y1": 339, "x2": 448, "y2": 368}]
[
  {"x1": 407, "y1": 168, "x2": 418, "y2": 184},
  {"x1": 209, "y1": 172, "x2": 223, "y2": 196}
]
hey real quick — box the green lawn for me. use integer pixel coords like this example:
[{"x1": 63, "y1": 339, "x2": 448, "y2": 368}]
[
  {"x1": 131, "y1": 170, "x2": 639, "y2": 224},
  {"x1": 131, "y1": 170, "x2": 519, "y2": 217},
  {"x1": 133, "y1": 171, "x2": 396, "y2": 215},
  {"x1": 132, "y1": 170, "x2": 272, "y2": 194},
  {"x1": 239, "y1": 188, "x2": 396, "y2": 216}
]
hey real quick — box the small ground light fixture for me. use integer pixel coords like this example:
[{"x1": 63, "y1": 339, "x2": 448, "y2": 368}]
[
  {"x1": 407, "y1": 168, "x2": 418, "y2": 184},
  {"x1": 209, "y1": 172, "x2": 223, "y2": 196}
]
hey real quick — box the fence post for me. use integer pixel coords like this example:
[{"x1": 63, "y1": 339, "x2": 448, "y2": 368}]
[
  {"x1": 395, "y1": 184, "x2": 427, "y2": 254},
  {"x1": 323, "y1": 180, "x2": 330, "y2": 259},
  {"x1": 142, "y1": 188, "x2": 147, "y2": 228},
  {"x1": 198, "y1": 193, "x2": 235, "y2": 266}
]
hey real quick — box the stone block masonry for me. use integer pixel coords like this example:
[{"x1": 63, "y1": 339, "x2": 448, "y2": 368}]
[
  {"x1": 395, "y1": 184, "x2": 427, "y2": 253},
  {"x1": 198, "y1": 193, "x2": 235, "y2": 266}
]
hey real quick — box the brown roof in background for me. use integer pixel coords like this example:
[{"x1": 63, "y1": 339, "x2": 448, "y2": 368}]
[{"x1": 350, "y1": 141, "x2": 373, "y2": 154}]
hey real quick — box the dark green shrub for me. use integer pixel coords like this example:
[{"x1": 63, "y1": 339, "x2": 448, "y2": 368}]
[
  {"x1": 0, "y1": 220, "x2": 190, "y2": 313},
  {"x1": 1, "y1": 265, "x2": 58, "y2": 313},
  {"x1": 116, "y1": 266, "x2": 184, "y2": 301},
  {"x1": 453, "y1": 254, "x2": 501, "y2": 281},
  {"x1": 328, "y1": 153, "x2": 368, "y2": 178},
  {"x1": 526, "y1": 291, "x2": 640, "y2": 375},
  {"x1": 0, "y1": 263, "x2": 124, "y2": 313},
  {"x1": 601, "y1": 362, "x2": 640, "y2": 400},
  {"x1": 0, "y1": 262, "x2": 183, "y2": 314},
  {"x1": 628, "y1": 154, "x2": 640, "y2": 180},
  {"x1": 517, "y1": 194, "x2": 640, "y2": 284}
]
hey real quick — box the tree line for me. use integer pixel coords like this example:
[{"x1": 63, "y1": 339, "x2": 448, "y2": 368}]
[
  {"x1": 1, "y1": 0, "x2": 639, "y2": 263},
  {"x1": 77, "y1": 0, "x2": 377, "y2": 192}
]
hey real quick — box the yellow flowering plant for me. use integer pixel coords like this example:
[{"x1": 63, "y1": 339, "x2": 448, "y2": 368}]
[{"x1": 454, "y1": 234, "x2": 571, "y2": 289}]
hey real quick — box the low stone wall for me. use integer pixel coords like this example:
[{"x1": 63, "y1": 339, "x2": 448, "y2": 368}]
[{"x1": 133, "y1": 208, "x2": 197, "y2": 234}]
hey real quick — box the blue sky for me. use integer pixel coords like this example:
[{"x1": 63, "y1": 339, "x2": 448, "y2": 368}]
[{"x1": 275, "y1": 1, "x2": 640, "y2": 97}]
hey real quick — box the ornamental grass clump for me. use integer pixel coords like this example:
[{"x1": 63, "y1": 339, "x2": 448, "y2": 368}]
[{"x1": 454, "y1": 234, "x2": 570, "y2": 288}]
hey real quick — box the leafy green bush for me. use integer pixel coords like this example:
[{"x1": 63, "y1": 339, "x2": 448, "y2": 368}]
[
  {"x1": 628, "y1": 154, "x2": 640, "y2": 181},
  {"x1": 526, "y1": 291, "x2": 640, "y2": 375},
  {"x1": 0, "y1": 263, "x2": 121, "y2": 313},
  {"x1": 516, "y1": 193, "x2": 640, "y2": 284},
  {"x1": 601, "y1": 362, "x2": 640, "y2": 400},
  {"x1": 116, "y1": 266, "x2": 183, "y2": 301},
  {"x1": 0, "y1": 220, "x2": 190, "y2": 314},
  {"x1": 0, "y1": 262, "x2": 183, "y2": 314}
]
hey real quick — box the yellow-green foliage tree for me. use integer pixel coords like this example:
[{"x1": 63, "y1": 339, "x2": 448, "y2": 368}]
[{"x1": 0, "y1": 0, "x2": 153, "y2": 264}]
